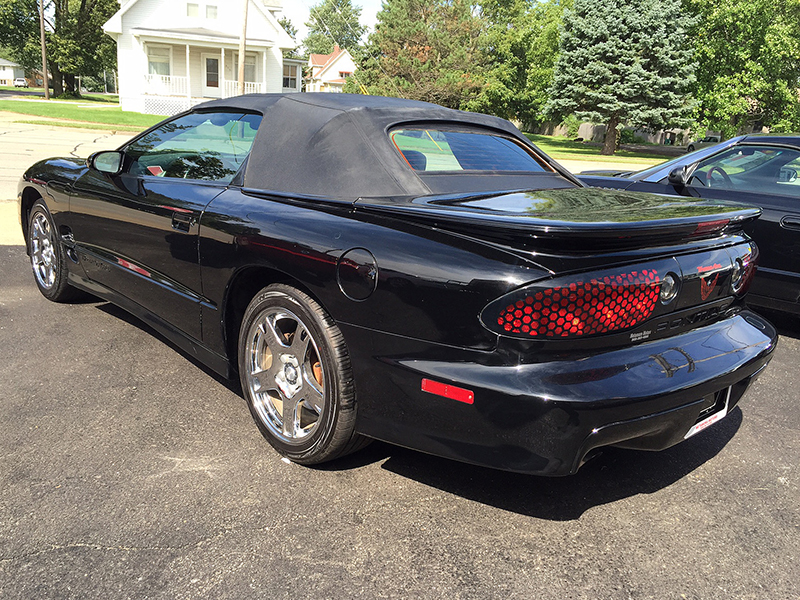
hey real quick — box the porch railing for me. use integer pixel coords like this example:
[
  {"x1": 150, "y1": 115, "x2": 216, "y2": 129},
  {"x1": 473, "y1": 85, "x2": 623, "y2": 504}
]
[
  {"x1": 223, "y1": 80, "x2": 264, "y2": 97},
  {"x1": 142, "y1": 75, "x2": 264, "y2": 98},
  {"x1": 144, "y1": 74, "x2": 188, "y2": 97}
]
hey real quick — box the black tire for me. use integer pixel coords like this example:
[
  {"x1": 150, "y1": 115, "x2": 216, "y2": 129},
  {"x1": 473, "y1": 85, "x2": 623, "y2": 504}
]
[
  {"x1": 27, "y1": 199, "x2": 79, "y2": 302},
  {"x1": 687, "y1": 144, "x2": 695, "y2": 153},
  {"x1": 238, "y1": 284, "x2": 369, "y2": 464}
]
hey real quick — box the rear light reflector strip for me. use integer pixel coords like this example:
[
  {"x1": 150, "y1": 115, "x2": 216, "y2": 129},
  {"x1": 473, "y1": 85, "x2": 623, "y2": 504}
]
[{"x1": 421, "y1": 379, "x2": 475, "y2": 404}]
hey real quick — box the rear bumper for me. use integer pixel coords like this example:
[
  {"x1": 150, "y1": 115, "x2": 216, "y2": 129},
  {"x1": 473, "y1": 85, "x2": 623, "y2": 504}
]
[{"x1": 344, "y1": 309, "x2": 777, "y2": 476}]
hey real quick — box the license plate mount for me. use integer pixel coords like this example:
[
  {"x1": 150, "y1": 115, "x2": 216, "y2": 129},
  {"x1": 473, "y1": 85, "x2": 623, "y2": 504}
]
[{"x1": 685, "y1": 387, "x2": 732, "y2": 439}]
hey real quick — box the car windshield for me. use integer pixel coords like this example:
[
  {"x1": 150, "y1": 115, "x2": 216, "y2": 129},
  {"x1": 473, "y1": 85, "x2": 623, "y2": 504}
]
[
  {"x1": 625, "y1": 138, "x2": 738, "y2": 181},
  {"x1": 390, "y1": 127, "x2": 549, "y2": 173}
]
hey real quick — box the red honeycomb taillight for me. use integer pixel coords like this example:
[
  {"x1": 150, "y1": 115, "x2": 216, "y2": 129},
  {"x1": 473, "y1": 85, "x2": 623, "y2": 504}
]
[{"x1": 483, "y1": 269, "x2": 663, "y2": 339}]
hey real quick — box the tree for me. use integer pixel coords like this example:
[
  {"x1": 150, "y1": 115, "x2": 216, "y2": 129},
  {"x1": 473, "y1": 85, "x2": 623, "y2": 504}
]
[
  {"x1": 278, "y1": 16, "x2": 301, "y2": 58},
  {"x1": 0, "y1": 0, "x2": 117, "y2": 96},
  {"x1": 686, "y1": 0, "x2": 800, "y2": 137},
  {"x1": 303, "y1": 0, "x2": 366, "y2": 56},
  {"x1": 48, "y1": 0, "x2": 118, "y2": 95},
  {"x1": 546, "y1": 0, "x2": 696, "y2": 154},
  {"x1": 0, "y1": 0, "x2": 42, "y2": 72},
  {"x1": 347, "y1": 0, "x2": 486, "y2": 110},
  {"x1": 465, "y1": 0, "x2": 568, "y2": 130}
]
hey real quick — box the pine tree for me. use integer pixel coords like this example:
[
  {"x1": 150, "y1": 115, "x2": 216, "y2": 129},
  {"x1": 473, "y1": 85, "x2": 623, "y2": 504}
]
[
  {"x1": 546, "y1": 0, "x2": 695, "y2": 155},
  {"x1": 303, "y1": 0, "x2": 366, "y2": 56},
  {"x1": 349, "y1": 0, "x2": 486, "y2": 110}
]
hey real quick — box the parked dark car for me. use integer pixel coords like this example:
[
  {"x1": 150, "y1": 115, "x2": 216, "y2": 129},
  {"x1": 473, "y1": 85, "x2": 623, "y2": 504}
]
[
  {"x1": 580, "y1": 135, "x2": 800, "y2": 316},
  {"x1": 18, "y1": 94, "x2": 776, "y2": 476}
]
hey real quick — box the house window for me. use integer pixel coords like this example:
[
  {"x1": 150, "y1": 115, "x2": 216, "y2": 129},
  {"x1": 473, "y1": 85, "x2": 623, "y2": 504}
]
[
  {"x1": 234, "y1": 53, "x2": 257, "y2": 82},
  {"x1": 187, "y1": 3, "x2": 199, "y2": 17},
  {"x1": 339, "y1": 72, "x2": 352, "y2": 78},
  {"x1": 206, "y1": 5, "x2": 217, "y2": 18},
  {"x1": 147, "y1": 46, "x2": 171, "y2": 76},
  {"x1": 283, "y1": 65, "x2": 297, "y2": 88}
]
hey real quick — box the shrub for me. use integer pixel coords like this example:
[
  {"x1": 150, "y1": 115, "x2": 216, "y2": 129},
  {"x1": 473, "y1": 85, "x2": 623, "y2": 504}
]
[
  {"x1": 618, "y1": 128, "x2": 637, "y2": 144},
  {"x1": 561, "y1": 114, "x2": 582, "y2": 138}
]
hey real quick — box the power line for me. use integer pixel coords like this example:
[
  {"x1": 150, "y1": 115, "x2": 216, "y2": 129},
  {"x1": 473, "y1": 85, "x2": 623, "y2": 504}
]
[
  {"x1": 306, "y1": 3, "x2": 370, "y2": 94},
  {"x1": 301, "y1": 1, "x2": 403, "y2": 97}
]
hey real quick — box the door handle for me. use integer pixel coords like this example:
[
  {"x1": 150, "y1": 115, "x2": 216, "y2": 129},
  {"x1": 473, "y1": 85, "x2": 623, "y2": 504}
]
[
  {"x1": 171, "y1": 211, "x2": 195, "y2": 232},
  {"x1": 780, "y1": 216, "x2": 800, "y2": 231}
]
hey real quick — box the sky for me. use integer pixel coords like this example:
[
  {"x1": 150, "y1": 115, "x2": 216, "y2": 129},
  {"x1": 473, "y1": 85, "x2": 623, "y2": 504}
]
[{"x1": 279, "y1": 0, "x2": 383, "y2": 44}]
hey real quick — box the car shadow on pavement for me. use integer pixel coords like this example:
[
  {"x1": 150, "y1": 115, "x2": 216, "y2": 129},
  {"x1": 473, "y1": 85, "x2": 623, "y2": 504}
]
[
  {"x1": 327, "y1": 409, "x2": 743, "y2": 521},
  {"x1": 94, "y1": 301, "x2": 243, "y2": 395},
  {"x1": 752, "y1": 307, "x2": 800, "y2": 340},
  {"x1": 95, "y1": 297, "x2": 744, "y2": 521}
]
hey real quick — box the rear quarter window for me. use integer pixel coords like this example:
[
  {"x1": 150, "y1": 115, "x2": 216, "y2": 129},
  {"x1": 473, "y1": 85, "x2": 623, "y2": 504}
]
[{"x1": 390, "y1": 127, "x2": 549, "y2": 173}]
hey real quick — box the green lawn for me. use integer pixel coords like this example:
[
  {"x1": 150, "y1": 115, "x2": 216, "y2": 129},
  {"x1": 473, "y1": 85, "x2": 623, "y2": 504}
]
[
  {"x1": 525, "y1": 134, "x2": 673, "y2": 164},
  {"x1": 0, "y1": 99, "x2": 164, "y2": 129}
]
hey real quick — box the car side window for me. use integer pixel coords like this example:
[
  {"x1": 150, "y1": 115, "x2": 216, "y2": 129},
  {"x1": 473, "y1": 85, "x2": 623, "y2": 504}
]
[
  {"x1": 125, "y1": 111, "x2": 262, "y2": 183},
  {"x1": 690, "y1": 145, "x2": 800, "y2": 197}
]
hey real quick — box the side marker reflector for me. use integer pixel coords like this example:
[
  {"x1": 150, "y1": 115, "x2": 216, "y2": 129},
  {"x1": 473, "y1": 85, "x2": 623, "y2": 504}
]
[{"x1": 421, "y1": 379, "x2": 474, "y2": 404}]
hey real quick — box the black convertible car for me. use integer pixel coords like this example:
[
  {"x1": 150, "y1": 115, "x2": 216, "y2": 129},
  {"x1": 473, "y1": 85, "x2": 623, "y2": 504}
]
[
  {"x1": 18, "y1": 94, "x2": 776, "y2": 476},
  {"x1": 580, "y1": 135, "x2": 800, "y2": 315}
]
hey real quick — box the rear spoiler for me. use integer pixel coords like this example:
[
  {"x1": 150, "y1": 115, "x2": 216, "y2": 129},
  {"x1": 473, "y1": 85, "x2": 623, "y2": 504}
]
[{"x1": 354, "y1": 189, "x2": 760, "y2": 244}]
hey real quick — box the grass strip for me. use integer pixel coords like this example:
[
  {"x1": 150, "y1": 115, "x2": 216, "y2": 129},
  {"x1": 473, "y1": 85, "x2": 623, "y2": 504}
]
[
  {"x1": 13, "y1": 119, "x2": 142, "y2": 132},
  {"x1": 525, "y1": 133, "x2": 673, "y2": 164},
  {"x1": 0, "y1": 100, "x2": 164, "y2": 127}
]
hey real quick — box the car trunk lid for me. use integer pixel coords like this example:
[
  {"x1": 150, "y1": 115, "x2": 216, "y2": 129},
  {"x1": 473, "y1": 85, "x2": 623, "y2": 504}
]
[{"x1": 354, "y1": 188, "x2": 760, "y2": 252}]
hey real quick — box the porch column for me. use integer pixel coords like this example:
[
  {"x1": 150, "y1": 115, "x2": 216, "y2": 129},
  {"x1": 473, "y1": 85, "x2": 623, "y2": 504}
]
[
  {"x1": 263, "y1": 50, "x2": 267, "y2": 93},
  {"x1": 221, "y1": 48, "x2": 225, "y2": 97},
  {"x1": 185, "y1": 44, "x2": 191, "y2": 104}
]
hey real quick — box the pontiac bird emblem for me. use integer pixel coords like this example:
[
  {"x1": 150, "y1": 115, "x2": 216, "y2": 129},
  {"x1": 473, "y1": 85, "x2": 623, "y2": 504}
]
[{"x1": 700, "y1": 272, "x2": 720, "y2": 300}]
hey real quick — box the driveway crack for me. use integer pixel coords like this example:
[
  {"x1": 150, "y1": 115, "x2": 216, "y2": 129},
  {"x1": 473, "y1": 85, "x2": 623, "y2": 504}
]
[{"x1": 70, "y1": 132, "x2": 117, "y2": 158}]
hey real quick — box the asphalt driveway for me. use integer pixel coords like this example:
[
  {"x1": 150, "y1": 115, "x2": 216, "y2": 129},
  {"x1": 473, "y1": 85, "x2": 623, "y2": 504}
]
[
  {"x1": 1, "y1": 242, "x2": 798, "y2": 599},
  {"x1": 0, "y1": 116, "x2": 797, "y2": 599}
]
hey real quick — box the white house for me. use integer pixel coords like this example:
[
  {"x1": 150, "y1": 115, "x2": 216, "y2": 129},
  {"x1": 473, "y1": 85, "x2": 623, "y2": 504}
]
[
  {"x1": 307, "y1": 46, "x2": 357, "y2": 93},
  {"x1": 0, "y1": 59, "x2": 25, "y2": 86},
  {"x1": 103, "y1": 0, "x2": 298, "y2": 115}
]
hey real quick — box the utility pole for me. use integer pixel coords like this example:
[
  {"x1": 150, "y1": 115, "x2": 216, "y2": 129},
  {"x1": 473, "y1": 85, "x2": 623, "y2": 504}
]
[
  {"x1": 237, "y1": 0, "x2": 248, "y2": 95},
  {"x1": 39, "y1": 0, "x2": 49, "y2": 100}
]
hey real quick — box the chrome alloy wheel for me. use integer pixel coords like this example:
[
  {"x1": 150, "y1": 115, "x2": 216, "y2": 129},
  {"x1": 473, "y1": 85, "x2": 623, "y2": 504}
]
[
  {"x1": 30, "y1": 211, "x2": 57, "y2": 290},
  {"x1": 245, "y1": 307, "x2": 326, "y2": 444}
]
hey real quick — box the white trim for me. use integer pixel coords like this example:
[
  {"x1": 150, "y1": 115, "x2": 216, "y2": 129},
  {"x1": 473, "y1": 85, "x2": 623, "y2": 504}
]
[
  {"x1": 186, "y1": 44, "x2": 191, "y2": 102},
  {"x1": 145, "y1": 42, "x2": 173, "y2": 76},
  {"x1": 220, "y1": 47, "x2": 225, "y2": 94},
  {"x1": 249, "y1": 1, "x2": 296, "y2": 50},
  {"x1": 262, "y1": 50, "x2": 267, "y2": 92},
  {"x1": 201, "y1": 52, "x2": 221, "y2": 98},
  {"x1": 131, "y1": 28, "x2": 275, "y2": 48}
]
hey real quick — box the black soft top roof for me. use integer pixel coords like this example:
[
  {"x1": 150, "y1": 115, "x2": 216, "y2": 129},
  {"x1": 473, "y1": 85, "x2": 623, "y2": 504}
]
[{"x1": 193, "y1": 93, "x2": 568, "y2": 199}]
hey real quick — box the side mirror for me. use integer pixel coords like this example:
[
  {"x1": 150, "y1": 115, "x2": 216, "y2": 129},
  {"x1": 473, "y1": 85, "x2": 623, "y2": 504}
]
[
  {"x1": 88, "y1": 150, "x2": 124, "y2": 175},
  {"x1": 668, "y1": 165, "x2": 690, "y2": 187}
]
